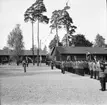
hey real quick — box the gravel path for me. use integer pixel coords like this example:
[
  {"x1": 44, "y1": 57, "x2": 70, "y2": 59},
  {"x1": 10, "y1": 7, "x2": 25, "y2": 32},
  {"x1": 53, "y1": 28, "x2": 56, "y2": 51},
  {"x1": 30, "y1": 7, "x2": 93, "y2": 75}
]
[{"x1": 0, "y1": 64, "x2": 107, "y2": 105}]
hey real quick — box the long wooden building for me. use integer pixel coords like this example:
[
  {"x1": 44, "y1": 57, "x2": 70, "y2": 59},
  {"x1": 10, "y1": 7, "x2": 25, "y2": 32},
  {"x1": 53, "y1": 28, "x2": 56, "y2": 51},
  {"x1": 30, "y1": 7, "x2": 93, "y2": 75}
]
[
  {"x1": 51, "y1": 46, "x2": 107, "y2": 61},
  {"x1": 0, "y1": 50, "x2": 47, "y2": 64}
]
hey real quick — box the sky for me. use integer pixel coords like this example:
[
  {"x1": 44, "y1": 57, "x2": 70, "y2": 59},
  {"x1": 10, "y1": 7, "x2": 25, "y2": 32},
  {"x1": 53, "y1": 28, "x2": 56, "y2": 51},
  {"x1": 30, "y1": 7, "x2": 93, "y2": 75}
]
[{"x1": 0, "y1": 0, "x2": 106, "y2": 50}]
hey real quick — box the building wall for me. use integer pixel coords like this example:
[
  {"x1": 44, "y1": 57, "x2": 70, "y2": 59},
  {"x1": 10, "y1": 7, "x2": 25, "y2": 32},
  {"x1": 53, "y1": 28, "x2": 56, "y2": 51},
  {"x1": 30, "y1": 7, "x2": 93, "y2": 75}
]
[
  {"x1": 55, "y1": 50, "x2": 61, "y2": 61},
  {"x1": 0, "y1": 55, "x2": 46, "y2": 64},
  {"x1": 61, "y1": 54, "x2": 86, "y2": 61},
  {"x1": 56, "y1": 54, "x2": 107, "y2": 61}
]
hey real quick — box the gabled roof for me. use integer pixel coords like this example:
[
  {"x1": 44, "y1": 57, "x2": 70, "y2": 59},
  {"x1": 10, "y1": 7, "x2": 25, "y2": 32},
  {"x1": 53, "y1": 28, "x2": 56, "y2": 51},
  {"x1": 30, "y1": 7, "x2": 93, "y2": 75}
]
[{"x1": 51, "y1": 46, "x2": 107, "y2": 55}]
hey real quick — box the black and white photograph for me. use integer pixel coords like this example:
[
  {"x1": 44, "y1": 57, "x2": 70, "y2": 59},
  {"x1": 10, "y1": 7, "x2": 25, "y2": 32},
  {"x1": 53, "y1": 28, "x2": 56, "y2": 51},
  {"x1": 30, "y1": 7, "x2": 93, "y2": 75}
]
[{"x1": 0, "y1": 0, "x2": 107, "y2": 105}]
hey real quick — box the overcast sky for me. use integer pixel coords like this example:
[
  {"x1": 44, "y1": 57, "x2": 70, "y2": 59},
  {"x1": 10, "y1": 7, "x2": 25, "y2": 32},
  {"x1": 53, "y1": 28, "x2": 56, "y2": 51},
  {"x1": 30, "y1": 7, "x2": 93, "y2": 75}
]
[{"x1": 0, "y1": 0, "x2": 106, "y2": 50}]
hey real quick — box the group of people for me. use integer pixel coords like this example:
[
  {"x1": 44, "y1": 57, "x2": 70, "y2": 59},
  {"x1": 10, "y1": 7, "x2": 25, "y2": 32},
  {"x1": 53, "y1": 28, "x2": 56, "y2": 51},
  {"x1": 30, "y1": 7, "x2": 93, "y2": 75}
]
[
  {"x1": 60, "y1": 60, "x2": 88, "y2": 75},
  {"x1": 88, "y1": 60, "x2": 107, "y2": 91},
  {"x1": 58, "y1": 59, "x2": 107, "y2": 91}
]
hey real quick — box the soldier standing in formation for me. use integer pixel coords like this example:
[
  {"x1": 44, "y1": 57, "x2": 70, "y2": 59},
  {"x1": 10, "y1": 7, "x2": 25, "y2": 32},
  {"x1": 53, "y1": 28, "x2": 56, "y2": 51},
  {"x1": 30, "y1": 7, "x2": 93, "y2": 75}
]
[
  {"x1": 92, "y1": 60, "x2": 96, "y2": 79},
  {"x1": 61, "y1": 61, "x2": 65, "y2": 74},
  {"x1": 96, "y1": 60, "x2": 100, "y2": 80},
  {"x1": 99, "y1": 61, "x2": 106, "y2": 91},
  {"x1": 88, "y1": 60, "x2": 93, "y2": 78}
]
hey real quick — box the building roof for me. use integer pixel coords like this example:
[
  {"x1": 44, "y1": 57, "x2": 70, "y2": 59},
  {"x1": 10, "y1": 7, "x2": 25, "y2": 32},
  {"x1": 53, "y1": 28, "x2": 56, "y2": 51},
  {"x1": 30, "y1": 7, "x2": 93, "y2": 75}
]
[
  {"x1": 24, "y1": 50, "x2": 47, "y2": 55},
  {"x1": 0, "y1": 50, "x2": 9, "y2": 55},
  {"x1": 51, "y1": 46, "x2": 107, "y2": 55},
  {"x1": 0, "y1": 50, "x2": 47, "y2": 56}
]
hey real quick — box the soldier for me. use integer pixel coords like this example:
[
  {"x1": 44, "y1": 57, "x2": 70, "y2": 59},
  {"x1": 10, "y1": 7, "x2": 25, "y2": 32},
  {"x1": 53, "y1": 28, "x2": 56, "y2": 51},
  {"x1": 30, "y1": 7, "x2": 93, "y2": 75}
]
[
  {"x1": 93, "y1": 61, "x2": 96, "y2": 79},
  {"x1": 61, "y1": 61, "x2": 64, "y2": 73},
  {"x1": 89, "y1": 60, "x2": 93, "y2": 78},
  {"x1": 96, "y1": 60, "x2": 100, "y2": 80},
  {"x1": 99, "y1": 60, "x2": 106, "y2": 91},
  {"x1": 26, "y1": 57, "x2": 29, "y2": 67},
  {"x1": 75, "y1": 60, "x2": 78, "y2": 74},
  {"x1": 61, "y1": 61, "x2": 65, "y2": 74},
  {"x1": 22, "y1": 59, "x2": 26, "y2": 73},
  {"x1": 72, "y1": 61, "x2": 75, "y2": 73},
  {"x1": 51, "y1": 60, "x2": 54, "y2": 70},
  {"x1": 83, "y1": 60, "x2": 88, "y2": 75}
]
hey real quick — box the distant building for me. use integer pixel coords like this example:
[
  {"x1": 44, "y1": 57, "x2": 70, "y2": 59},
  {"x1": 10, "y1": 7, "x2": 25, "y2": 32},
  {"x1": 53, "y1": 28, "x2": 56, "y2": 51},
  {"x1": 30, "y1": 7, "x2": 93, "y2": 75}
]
[
  {"x1": 0, "y1": 50, "x2": 47, "y2": 64},
  {"x1": 51, "y1": 46, "x2": 107, "y2": 61}
]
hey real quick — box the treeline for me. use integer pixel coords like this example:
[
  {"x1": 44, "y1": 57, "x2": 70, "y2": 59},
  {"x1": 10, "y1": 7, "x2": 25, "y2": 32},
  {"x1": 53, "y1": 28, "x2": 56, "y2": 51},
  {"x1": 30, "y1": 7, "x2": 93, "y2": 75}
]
[
  {"x1": 49, "y1": 33, "x2": 107, "y2": 49},
  {"x1": 3, "y1": 0, "x2": 106, "y2": 64}
]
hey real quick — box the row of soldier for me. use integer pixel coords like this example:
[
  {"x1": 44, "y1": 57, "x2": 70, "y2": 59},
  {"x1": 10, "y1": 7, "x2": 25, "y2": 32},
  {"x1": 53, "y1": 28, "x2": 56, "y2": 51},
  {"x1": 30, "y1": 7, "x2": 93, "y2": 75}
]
[
  {"x1": 50, "y1": 59, "x2": 107, "y2": 91},
  {"x1": 88, "y1": 60, "x2": 107, "y2": 91},
  {"x1": 60, "y1": 60, "x2": 89, "y2": 75}
]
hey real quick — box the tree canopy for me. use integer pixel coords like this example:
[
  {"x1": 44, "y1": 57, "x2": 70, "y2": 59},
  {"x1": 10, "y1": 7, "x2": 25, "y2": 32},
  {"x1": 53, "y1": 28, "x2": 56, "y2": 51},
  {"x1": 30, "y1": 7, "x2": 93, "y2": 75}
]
[
  {"x1": 49, "y1": 35, "x2": 62, "y2": 49},
  {"x1": 43, "y1": 45, "x2": 48, "y2": 53},
  {"x1": 24, "y1": 0, "x2": 49, "y2": 24},
  {"x1": 70, "y1": 34, "x2": 93, "y2": 47},
  {"x1": 94, "y1": 34, "x2": 105, "y2": 47},
  {"x1": 3, "y1": 46, "x2": 10, "y2": 51},
  {"x1": 7, "y1": 24, "x2": 24, "y2": 63},
  {"x1": 50, "y1": 10, "x2": 62, "y2": 32},
  {"x1": 50, "y1": 5, "x2": 77, "y2": 46}
]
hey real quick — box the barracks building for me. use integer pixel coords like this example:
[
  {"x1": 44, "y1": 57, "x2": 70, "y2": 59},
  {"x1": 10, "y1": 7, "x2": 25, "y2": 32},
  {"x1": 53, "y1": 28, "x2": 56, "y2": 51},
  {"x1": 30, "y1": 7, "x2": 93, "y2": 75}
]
[
  {"x1": 0, "y1": 50, "x2": 47, "y2": 64},
  {"x1": 51, "y1": 46, "x2": 107, "y2": 61}
]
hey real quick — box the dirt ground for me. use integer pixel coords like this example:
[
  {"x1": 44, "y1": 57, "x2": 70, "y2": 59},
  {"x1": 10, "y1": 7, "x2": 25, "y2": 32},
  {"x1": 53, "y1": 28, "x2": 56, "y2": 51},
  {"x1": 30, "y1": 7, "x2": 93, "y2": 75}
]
[{"x1": 0, "y1": 63, "x2": 107, "y2": 105}]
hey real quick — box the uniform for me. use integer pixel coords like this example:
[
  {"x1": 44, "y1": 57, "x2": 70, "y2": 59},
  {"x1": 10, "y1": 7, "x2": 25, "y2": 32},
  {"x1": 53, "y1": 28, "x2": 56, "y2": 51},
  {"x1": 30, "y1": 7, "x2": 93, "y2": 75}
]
[
  {"x1": 75, "y1": 61, "x2": 78, "y2": 74},
  {"x1": 93, "y1": 61, "x2": 96, "y2": 79},
  {"x1": 99, "y1": 63, "x2": 106, "y2": 91},
  {"x1": 26, "y1": 57, "x2": 29, "y2": 67},
  {"x1": 61, "y1": 61, "x2": 65, "y2": 74},
  {"x1": 22, "y1": 60, "x2": 26, "y2": 72},
  {"x1": 96, "y1": 61, "x2": 100, "y2": 80},
  {"x1": 51, "y1": 61, "x2": 54, "y2": 69},
  {"x1": 89, "y1": 61, "x2": 93, "y2": 78}
]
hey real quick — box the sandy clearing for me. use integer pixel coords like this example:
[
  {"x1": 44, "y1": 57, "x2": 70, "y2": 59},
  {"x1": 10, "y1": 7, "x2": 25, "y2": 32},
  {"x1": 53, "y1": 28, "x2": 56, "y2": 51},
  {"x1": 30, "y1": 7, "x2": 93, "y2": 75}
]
[{"x1": 0, "y1": 65, "x2": 107, "y2": 105}]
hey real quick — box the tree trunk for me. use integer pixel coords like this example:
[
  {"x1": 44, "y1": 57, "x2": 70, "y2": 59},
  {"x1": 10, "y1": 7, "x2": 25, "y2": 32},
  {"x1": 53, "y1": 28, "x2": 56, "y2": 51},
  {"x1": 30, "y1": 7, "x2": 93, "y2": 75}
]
[
  {"x1": 37, "y1": 19, "x2": 39, "y2": 66},
  {"x1": 32, "y1": 21, "x2": 35, "y2": 65},
  {"x1": 56, "y1": 24, "x2": 58, "y2": 46},
  {"x1": 66, "y1": 27, "x2": 69, "y2": 46}
]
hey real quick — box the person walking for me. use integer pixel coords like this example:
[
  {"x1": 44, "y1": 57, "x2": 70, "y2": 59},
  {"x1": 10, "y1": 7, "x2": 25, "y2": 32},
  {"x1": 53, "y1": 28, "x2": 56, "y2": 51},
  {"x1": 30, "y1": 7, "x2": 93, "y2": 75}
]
[
  {"x1": 26, "y1": 57, "x2": 29, "y2": 67},
  {"x1": 51, "y1": 60, "x2": 54, "y2": 70},
  {"x1": 22, "y1": 59, "x2": 26, "y2": 73}
]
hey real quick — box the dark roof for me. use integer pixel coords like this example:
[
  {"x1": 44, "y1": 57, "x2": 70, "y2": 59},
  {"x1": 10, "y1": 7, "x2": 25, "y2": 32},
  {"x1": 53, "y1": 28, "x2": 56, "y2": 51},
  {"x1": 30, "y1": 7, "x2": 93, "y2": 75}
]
[
  {"x1": 24, "y1": 50, "x2": 47, "y2": 55},
  {"x1": 51, "y1": 46, "x2": 107, "y2": 55},
  {"x1": 0, "y1": 50, "x2": 9, "y2": 55},
  {"x1": 0, "y1": 50, "x2": 47, "y2": 56}
]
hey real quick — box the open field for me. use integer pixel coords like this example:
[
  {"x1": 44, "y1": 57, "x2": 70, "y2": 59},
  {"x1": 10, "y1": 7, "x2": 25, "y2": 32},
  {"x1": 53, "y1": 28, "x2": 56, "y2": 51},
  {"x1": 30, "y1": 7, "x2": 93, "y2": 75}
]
[{"x1": 0, "y1": 63, "x2": 107, "y2": 105}]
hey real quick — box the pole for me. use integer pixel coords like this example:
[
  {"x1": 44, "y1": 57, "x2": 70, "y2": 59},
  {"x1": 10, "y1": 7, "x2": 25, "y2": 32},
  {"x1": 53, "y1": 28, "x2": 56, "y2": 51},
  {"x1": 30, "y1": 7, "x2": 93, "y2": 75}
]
[
  {"x1": 37, "y1": 19, "x2": 39, "y2": 66},
  {"x1": 40, "y1": 39, "x2": 41, "y2": 66},
  {"x1": 32, "y1": 21, "x2": 35, "y2": 65}
]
